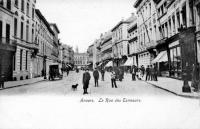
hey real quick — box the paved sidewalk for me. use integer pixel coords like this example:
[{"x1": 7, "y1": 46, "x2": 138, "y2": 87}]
[
  {"x1": 0, "y1": 77, "x2": 45, "y2": 90},
  {"x1": 142, "y1": 76, "x2": 200, "y2": 99}
]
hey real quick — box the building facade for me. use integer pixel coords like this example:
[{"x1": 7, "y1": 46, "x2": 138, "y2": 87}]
[
  {"x1": 111, "y1": 17, "x2": 134, "y2": 67},
  {"x1": 74, "y1": 53, "x2": 89, "y2": 68},
  {"x1": 0, "y1": 0, "x2": 17, "y2": 81},
  {"x1": 87, "y1": 44, "x2": 94, "y2": 69},
  {"x1": 62, "y1": 44, "x2": 74, "y2": 67},
  {"x1": 100, "y1": 31, "x2": 112, "y2": 68},
  {"x1": 35, "y1": 9, "x2": 55, "y2": 78},
  {"x1": 134, "y1": 0, "x2": 159, "y2": 68},
  {"x1": 3, "y1": 0, "x2": 37, "y2": 81},
  {"x1": 127, "y1": 13, "x2": 138, "y2": 66}
]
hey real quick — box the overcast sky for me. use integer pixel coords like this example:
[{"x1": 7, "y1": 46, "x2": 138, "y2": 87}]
[{"x1": 37, "y1": 0, "x2": 136, "y2": 53}]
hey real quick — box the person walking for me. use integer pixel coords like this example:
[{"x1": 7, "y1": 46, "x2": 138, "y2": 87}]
[
  {"x1": 149, "y1": 65, "x2": 154, "y2": 81},
  {"x1": 153, "y1": 64, "x2": 158, "y2": 81},
  {"x1": 82, "y1": 69, "x2": 91, "y2": 94},
  {"x1": 111, "y1": 70, "x2": 117, "y2": 88},
  {"x1": 146, "y1": 65, "x2": 150, "y2": 81},
  {"x1": 131, "y1": 66, "x2": 136, "y2": 81},
  {"x1": 93, "y1": 68, "x2": 99, "y2": 87},
  {"x1": 0, "y1": 74, "x2": 5, "y2": 89},
  {"x1": 100, "y1": 68, "x2": 105, "y2": 81},
  {"x1": 140, "y1": 65, "x2": 145, "y2": 78}
]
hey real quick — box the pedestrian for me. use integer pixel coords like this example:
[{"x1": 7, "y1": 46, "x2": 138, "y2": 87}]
[
  {"x1": 66, "y1": 67, "x2": 69, "y2": 76},
  {"x1": 146, "y1": 65, "x2": 150, "y2": 81},
  {"x1": 131, "y1": 65, "x2": 136, "y2": 81},
  {"x1": 119, "y1": 68, "x2": 123, "y2": 81},
  {"x1": 100, "y1": 68, "x2": 105, "y2": 81},
  {"x1": 140, "y1": 65, "x2": 145, "y2": 78},
  {"x1": 153, "y1": 64, "x2": 158, "y2": 81},
  {"x1": 93, "y1": 68, "x2": 99, "y2": 87},
  {"x1": 111, "y1": 70, "x2": 117, "y2": 88},
  {"x1": 149, "y1": 65, "x2": 154, "y2": 81},
  {"x1": 0, "y1": 74, "x2": 5, "y2": 89},
  {"x1": 82, "y1": 68, "x2": 91, "y2": 94}
]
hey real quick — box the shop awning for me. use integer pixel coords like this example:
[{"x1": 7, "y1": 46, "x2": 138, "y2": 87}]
[
  {"x1": 105, "y1": 61, "x2": 113, "y2": 67},
  {"x1": 124, "y1": 57, "x2": 133, "y2": 66},
  {"x1": 152, "y1": 51, "x2": 168, "y2": 63}
]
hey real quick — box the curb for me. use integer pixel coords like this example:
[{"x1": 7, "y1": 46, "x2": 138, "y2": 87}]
[
  {"x1": 0, "y1": 79, "x2": 46, "y2": 91},
  {"x1": 144, "y1": 80, "x2": 200, "y2": 99}
]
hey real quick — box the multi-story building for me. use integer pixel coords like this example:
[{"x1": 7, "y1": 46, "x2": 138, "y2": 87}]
[
  {"x1": 87, "y1": 44, "x2": 94, "y2": 69},
  {"x1": 50, "y1": 23, "x2": 60, "y2": 64},
  {"x1": 35, "y1": 9, "x2": 55, "y2": 78},
  {"x1": 134, "y1": 0, "x2": 159, "y2": 68},
  {"x1": 111, "y1": 17, "x2": 134, "y2": 67},
  {"x1": 11, "y1": 0, "x2": 37, "y2": 80},
  {"x1": 0, "y1": 0, "x2": 18, "y2": 81},
  {"x1": 74, "y1": 53, "x2": 89, "y2": 68},
  {"x1": 150, "y1": 0, "x2": 197, "y2": 79},
  {"x1": 195, "y1": 0, "x2": 200, "y2": 63},
  {"x1": 127, "y1": 13, "x2": 138, "y2": 66},
  {"x1": 93, "y1": 39, "x2": 101, "y2": 68},
  {"x1": 62, "y1": 44, "x2": 74, "y2": 67},
  {"x1": 100, "y1": 31, "x2": 112, "y2": 68}
]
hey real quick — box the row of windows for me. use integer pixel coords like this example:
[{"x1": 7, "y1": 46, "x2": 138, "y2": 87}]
[
  {"x1": 13, "y1": 49, "x2": 28, "y2": 71},
  {"x1": 13, "y1": 18, "x2": 34, "y2": 43}
]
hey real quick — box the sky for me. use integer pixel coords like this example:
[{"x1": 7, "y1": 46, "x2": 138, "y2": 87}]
[{"x1": 37, "y1": 0, "x2": 136, "y2": 53}]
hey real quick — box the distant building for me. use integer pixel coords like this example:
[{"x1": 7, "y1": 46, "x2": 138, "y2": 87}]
[
  {"x1": 87, "y1": 44, "x2": 94, "y2": 69},
  {"x1": 74, "y1": 53, "x2": 89, "y2": 68},
  {"x1": 62, "y1": 44, "x2": 74, "y2": 66}
]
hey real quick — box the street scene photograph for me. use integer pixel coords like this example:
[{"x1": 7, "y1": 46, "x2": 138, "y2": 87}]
[{"x1": 0, "y1": 0, "x2": 200, "y2": 129}]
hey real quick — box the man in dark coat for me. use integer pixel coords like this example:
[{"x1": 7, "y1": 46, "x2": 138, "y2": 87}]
[
  {"x1": 93, "y1": 68, "x2": 99, "y2": 87},
  {"x1": 146, "y1": 65, "x2": 150, "y2": 81},
  {"x1": 100, "y1": 68, "x2": 105, "y2": 81},
  {"x1": 0, "y1": 74, "x2": 5, "y2": 89},
  {"x1": 153, "y1": 64, "x2": 158, "y2": 81},
  {"x1": 82, "y1": 69, "x2": 91, "y2": 94}
]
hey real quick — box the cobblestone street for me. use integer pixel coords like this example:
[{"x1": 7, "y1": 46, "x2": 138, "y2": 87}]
[{"x1": 0, "y1": 71, "x2": 200, "y2": 129}]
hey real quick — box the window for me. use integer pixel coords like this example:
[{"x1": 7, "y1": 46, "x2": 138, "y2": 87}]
[
  {"x1": 0, "y1": 20, "x2": 2, "y2": 40},
  {"x1": 14, "y1": 18, "x2": 18, "y2": 37},
  {"x1": 21, "y1": 0, "x2": 24, "y2": 12},
  {"x1": 21, "y1": 22, "x2": 24, "y2": 40},
  {"x1": 15, "y1": 0, "x2": 18, "y2": 7},
  {"x1": 0, "y1": 0, "x2": 3, "y2": 6},
  {"x1": 7, "y1": 0, "x2": 11, "y2": 10},
  {"x1": 20, "y1": 49, "x2": 23, "y2": 71},
  {"x1": 13, "y1": 54, "x2": 16, "y2": 71},
  {"x1": 6, "y1": 24, "x2": 10, "y2": 43},
  {"x1": 32, "y1": 6, "x2": 35, "y2": 19},
  {"x1": 27, "y1": 3, "x2": 29, "y2": 16},
  {"x1": 32, "y1": 29, "x2": 34, "y2": 42},
  {"x1": 25, "y1": 51, "x2": 28, "y2": 70},
  {"x1": 26, "y1": 25, "x2": 29, "y2": 42}
]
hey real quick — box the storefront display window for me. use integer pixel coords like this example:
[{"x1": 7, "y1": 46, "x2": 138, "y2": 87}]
[{"x1": 170, "y1": 46, "x2": 181, "y2": 78}]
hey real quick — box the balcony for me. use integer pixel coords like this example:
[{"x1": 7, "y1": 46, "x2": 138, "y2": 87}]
[{"x1": 0, "y1": 37, "x2": 16, "y2": 51}]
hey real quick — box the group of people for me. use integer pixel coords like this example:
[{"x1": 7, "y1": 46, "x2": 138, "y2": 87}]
[
  {"x1": 131, "y1": 64, "x2": 158, "y2": 81},
  {"x1": 82, "y1": 68, "x2": 116, "y2": 94}
]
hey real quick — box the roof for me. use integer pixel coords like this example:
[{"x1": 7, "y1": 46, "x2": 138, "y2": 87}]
[
  {"x1": 111, "y1": 15, "x2": 135, "y2": 32},
  {"x1": 133, "y1": 0, "x2": 143, "y2": 8},
  {"x1": 50, "y1": 23, "x2": 60, "y2": 34},
  {"x1": 35, "y1": 9, "x2": 55, "y2": 36}
]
